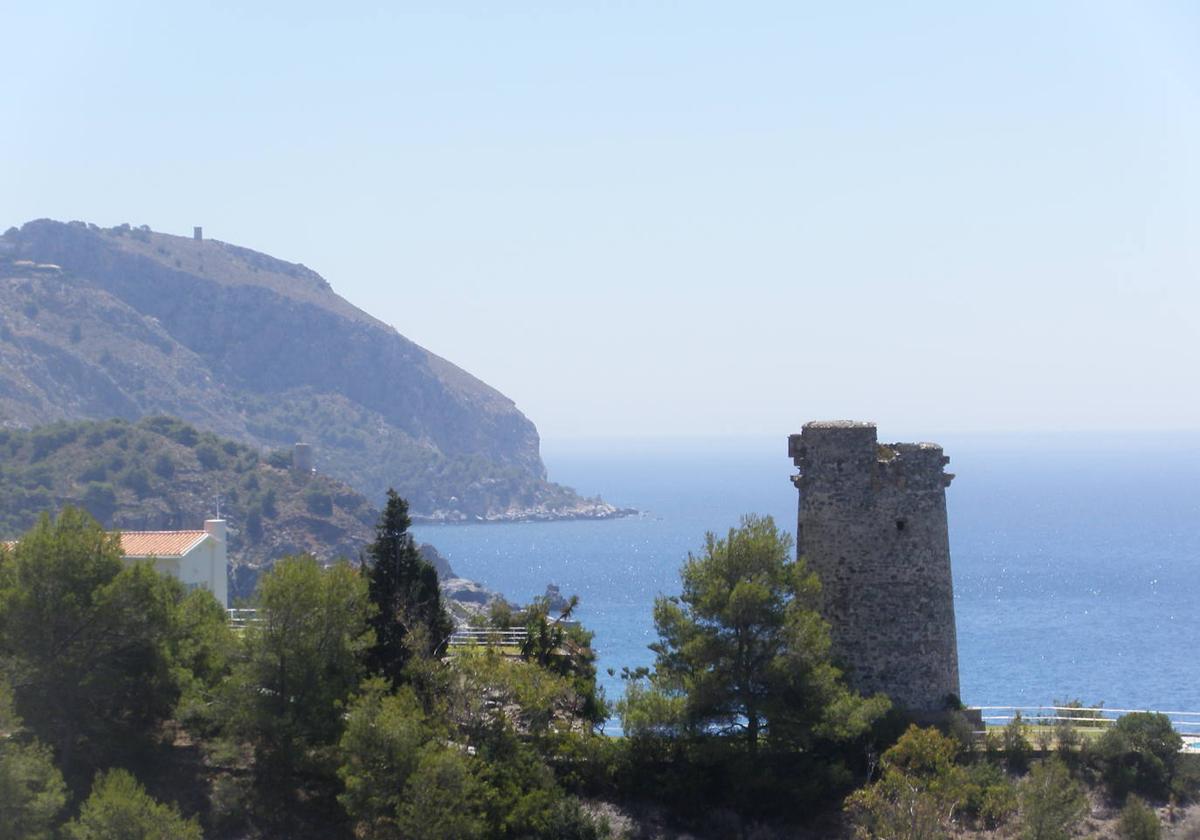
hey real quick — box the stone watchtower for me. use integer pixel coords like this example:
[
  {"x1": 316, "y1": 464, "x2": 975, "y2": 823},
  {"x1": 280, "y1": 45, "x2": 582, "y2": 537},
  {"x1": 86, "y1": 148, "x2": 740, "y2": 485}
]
[{"x1": 789, "y1": 421, "x2": 961, "y2": 714}]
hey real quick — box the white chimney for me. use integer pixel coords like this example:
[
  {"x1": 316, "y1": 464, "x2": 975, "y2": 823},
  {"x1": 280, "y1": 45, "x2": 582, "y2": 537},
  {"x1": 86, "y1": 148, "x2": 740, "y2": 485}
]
[
  {"x1": 204, "y1": 519, "x2": 227, "y2": 543},
  {"x1": 204, "y1": 519, "x2": 230, "y2": 608}
]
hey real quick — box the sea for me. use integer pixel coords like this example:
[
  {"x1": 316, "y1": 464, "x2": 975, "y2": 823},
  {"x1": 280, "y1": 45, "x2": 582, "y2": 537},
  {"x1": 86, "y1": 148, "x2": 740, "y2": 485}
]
[{"x1": 413, "y1": 433, "x2": 1200, "y2": 730}]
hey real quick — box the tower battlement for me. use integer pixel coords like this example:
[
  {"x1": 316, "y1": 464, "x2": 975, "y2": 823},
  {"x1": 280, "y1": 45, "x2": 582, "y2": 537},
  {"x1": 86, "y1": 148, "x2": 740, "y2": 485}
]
[{"x1": 790, "y1": 421, "x2": 961, "y2": 714}]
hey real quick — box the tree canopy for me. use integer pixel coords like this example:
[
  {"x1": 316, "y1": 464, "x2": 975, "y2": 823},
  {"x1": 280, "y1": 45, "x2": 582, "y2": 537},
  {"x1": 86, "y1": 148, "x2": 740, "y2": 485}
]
[
  {"x1": 365, "y1": 490, "x2": 453, "y2": 683},
  {"x1": 62, "y1": 769, "x2": 202, "y2": 840},
  {"x1": 0, "y1": 508, "x2": 182, "y2": 775},
  {"x1": 621, "y1": 514, "x2": 888, "y2": 753},
  {"x1": 0, "y1": 678, "x2": 67, "y2": 840},
  {"x1": 218, "y1": 555, "x2": 375, "y2": 784}
]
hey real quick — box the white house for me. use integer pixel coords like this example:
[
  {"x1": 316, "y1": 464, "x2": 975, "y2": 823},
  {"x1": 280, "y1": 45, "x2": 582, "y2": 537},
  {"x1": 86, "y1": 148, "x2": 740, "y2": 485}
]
[
  {"x1": 4, "y1": 518, "x2": 229, "y2": 606},
  {"x1": 118, "y1": 519, "x2": 229, "y2": 607}
]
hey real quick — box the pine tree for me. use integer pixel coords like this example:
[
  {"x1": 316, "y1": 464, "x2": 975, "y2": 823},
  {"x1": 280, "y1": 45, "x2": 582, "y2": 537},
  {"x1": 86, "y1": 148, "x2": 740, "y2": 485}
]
[
  {"x1": 620, "y1": 514, "x2": 889, "y2": 753},
  {"x1": 365, "y1": 490, "x2": 453, "y2": 683}
]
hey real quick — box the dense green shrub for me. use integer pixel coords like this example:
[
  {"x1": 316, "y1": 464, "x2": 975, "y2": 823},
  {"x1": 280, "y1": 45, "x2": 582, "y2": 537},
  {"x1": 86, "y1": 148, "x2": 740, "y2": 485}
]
[
  {"x1": 29, "y1": 424, "x2": 79, "y2": 461},
  {"x1": 119, "y1": 467, "x2": 153, "y2": 497},
  {"x1": 962, "y1": 759, "x2": 1018, "y2": 828},
  {"x1": 1095, "y1": 713, "x2": 1182, "y2": 802},
  {"x1": 244, "y1": 505, "x2": 263, "y2": 542},
  {"x1": 0, "y1": 737, "x2": 66, "y2": 840},
  {"x1": 266, "y1": 449, "x2": 291, "y2": 469},
  {"x1": 152, "y1": 453, "x2": 175, "y2": 479},
  {"x1": 80, "y1": 482, "x2": 117, "y2": 523},
  {"x1": 140, "y1": 416, "x2": 200, "y2": 447},
  {"x1": 1004, "y1": 711, "x2": 1032, "y2": 772},
  {"x1": 392, "y1": 745, "x2": 488, "y2": 839},
  {"x1": 304, "y1": 487, "x2": 333, "y2": 516},
  {"x1": 1018, "y1": 758, "x2": 1087, "y2": 840},
  {"x1": 1117, "y1": 795, "x2": 1161, "y2": 840},
  {"x1": 1171, "y1": 754, "x2": 1200, "y2": 803},
  {"x1": 0, "y1": 682, "x2": 66, "y2": 840},
  {"x1": 62, "y1": 769, "x2": 201, "y2": 840},
  {"x1": 79, "y1": 462, "x2": 109, "y2": 483},
  {"x1": 846, "y1": 726, "x2": 967, "y2": 840},
  {"x1": 261, "y1": 487, "x2": 278, "y2": 518},
  {"x1": 21, "y1": 465, "x2": 54, "y2": 491},
  {"x1": 195, "y1": 444, "x2": 221, "y2": 470},
  {"x1": 337, "y1": 678, "x2": 437, "y2": 832},
  {"x1": 543, "y1": 731, "x2": 623, "y2": 797}
]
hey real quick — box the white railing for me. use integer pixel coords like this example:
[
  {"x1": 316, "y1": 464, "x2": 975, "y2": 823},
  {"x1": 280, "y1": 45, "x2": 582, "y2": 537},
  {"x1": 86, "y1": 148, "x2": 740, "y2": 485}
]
[
  {"x1": 226, "y1": 608, "x2": 259, "y2": 629},
  {"x1": 447, "y1": 627, "x2": 529, "y2": 648},
  {"x1": 977, "y1": 705, "x2": 1200, "y2": 730},
  {"x1": 974, "y1": 705, "x2": 1200, "y2": 751},
  {"x1": 225, "y1": 613, "x2": 530, "y2": 649}
]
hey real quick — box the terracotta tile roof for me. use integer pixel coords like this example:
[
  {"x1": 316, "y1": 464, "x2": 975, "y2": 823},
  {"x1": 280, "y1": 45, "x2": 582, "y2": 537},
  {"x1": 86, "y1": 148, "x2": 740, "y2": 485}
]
[
  {"x1": 118, "y1": 531, "x2": 207, "y2": 557},
  {"x1": 3, "y1": 531, "x2": 209, "y2": 557}
]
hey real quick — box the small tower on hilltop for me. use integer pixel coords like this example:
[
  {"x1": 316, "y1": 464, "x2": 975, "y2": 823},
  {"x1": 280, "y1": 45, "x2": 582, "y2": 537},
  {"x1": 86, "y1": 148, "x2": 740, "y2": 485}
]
[
  {"x1": 193, "y1": 226, "x2": 203, "y2": 241},
  {"x1": 292, "y1": 442, "x2": 314, "y2": 476},
  {"x1": 789, "y1": 421, "x2": 961, "y2": 715}
]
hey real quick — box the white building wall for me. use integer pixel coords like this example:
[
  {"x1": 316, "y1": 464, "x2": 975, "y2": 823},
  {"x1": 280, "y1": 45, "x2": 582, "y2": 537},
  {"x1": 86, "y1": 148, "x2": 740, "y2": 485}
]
[{"x1": 123, "y1": 521, "x2": 228, "y2": 607}]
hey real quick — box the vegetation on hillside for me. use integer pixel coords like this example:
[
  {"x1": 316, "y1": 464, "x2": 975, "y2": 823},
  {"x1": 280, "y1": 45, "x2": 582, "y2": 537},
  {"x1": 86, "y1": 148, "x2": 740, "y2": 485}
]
[
  {"x1": 1, "y1": 507, "x2": 1196, "y2": 838},
  {"x1": 0, "y1": 416, "x2": 378, "y2": 594}
]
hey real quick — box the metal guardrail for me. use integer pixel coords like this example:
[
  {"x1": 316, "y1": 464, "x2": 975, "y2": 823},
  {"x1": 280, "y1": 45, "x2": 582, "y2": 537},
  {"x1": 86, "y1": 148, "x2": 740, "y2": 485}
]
[
  {"x1": 447, "y1": 628, "x2": 529, "y2": 648},
  {"x1": 225, "y1": 613, "x2": 532, "y2": 651},
  {"x1": 226, "y1": 608, "x2": 259, "y2": 629}
]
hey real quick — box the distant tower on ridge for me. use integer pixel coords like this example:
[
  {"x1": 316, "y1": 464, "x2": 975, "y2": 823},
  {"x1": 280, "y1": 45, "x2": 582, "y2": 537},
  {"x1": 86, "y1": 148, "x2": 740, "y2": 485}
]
[
  {"x1": 789, "y1": 421, "x2": 961, "y2": 715},
  {"x1": 193, "y1": 226, "x2": 203, "y2": 241},
  {"x1": 292, "y1": 442, "x2": 314, "y2": 475}
]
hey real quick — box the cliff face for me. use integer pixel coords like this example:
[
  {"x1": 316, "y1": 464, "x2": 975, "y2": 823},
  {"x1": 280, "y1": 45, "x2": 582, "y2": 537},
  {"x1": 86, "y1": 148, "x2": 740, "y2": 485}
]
[{"x1": 0, "y1": 220, "x2": 613, "y2": 520}]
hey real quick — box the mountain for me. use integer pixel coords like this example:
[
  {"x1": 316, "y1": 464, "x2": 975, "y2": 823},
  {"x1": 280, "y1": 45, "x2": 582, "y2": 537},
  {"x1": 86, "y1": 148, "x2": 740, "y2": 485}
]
[
  {"x1": 0, "y1": 220, "x2": 624, "y2": 521},
  {"x1": 0, "y1": 415, "x2": 490, "y2": 604}
]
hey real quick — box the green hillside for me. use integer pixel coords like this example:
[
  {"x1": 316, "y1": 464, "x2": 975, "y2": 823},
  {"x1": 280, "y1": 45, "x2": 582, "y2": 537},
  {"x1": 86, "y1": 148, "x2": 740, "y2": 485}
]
[{"x1": 0, "y1": 416, "x2": 384, "y2": 598}]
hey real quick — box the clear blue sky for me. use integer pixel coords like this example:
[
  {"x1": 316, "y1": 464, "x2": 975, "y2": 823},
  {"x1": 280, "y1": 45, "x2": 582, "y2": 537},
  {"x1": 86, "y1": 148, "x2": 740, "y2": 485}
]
[{"x1": 3, "y1": 2, "x2": 1197, "y2": 441}]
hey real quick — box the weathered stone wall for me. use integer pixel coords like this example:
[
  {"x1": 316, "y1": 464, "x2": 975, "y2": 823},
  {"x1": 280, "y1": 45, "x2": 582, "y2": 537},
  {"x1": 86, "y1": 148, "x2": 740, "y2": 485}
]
[{"x1": 789, "y1": 421, "x2": 961, "y2": 714}]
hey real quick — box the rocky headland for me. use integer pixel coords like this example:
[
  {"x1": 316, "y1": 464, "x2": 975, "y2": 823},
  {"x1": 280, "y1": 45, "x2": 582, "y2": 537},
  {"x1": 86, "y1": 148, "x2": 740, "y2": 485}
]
[{"x1": 0, "y1": 220, "x2": 629, "y2": 523}]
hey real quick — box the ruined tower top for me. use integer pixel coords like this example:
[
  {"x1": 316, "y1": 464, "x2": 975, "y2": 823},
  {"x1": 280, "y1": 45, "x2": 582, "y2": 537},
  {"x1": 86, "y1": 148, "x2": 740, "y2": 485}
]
[
  {"x1": 790, "y1": 421, "x2": 954, "y2": 492},
  {"x1": 790, "y1": 421, "x2": 961, "y2": 715}
]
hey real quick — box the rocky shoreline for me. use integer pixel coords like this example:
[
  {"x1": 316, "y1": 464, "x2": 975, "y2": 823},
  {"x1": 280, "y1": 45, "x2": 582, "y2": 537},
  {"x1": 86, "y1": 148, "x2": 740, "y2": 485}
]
[{"x1": 413, "y1": 500, "x2": 637, "y2": 525}]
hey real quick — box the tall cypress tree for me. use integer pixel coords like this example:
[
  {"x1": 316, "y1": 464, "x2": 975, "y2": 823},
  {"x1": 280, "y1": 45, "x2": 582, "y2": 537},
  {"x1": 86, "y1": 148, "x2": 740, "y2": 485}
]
[{"x1": 365, "y1": 490, "x2": 453, "y2": 683}]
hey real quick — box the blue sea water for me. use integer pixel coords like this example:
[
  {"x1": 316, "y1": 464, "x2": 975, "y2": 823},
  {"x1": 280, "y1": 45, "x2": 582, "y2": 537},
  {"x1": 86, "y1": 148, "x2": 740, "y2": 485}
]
[{"x1": 413, "y1": 433, "x2": 1200, "y2": 726}]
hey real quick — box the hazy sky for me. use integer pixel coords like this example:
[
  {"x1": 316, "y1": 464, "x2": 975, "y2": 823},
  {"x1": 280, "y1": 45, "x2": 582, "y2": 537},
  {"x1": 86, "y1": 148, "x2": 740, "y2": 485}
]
[{"x1": 3, "y1": 2, "x2": 1198, "y2": 441}]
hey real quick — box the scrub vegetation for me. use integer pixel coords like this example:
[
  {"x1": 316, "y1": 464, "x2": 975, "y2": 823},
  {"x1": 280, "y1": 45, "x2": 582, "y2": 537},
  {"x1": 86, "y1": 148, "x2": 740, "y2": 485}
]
[{"x1": 1, "y1": 509, "x2": 1197, "y2": 838}]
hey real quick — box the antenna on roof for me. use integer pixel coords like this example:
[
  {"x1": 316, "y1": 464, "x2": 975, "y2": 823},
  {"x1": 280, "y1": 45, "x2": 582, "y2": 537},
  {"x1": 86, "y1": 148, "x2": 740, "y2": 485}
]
[{"x1": 215, "y1": 493, "x2": 222, "y2": 520}]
